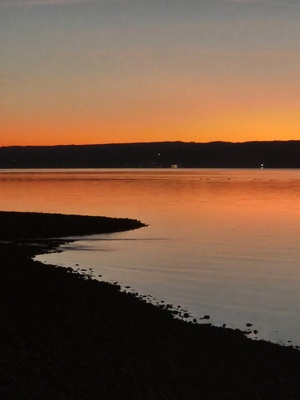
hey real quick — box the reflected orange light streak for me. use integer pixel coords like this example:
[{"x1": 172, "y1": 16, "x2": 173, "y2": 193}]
[{"x1": 1, "y1": 170, "x2": 300, "y2": 226}]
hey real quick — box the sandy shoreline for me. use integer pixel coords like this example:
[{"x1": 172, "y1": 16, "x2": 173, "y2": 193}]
[{"x1": 1, "y1": 211, "x2": 300, "y2": 399}]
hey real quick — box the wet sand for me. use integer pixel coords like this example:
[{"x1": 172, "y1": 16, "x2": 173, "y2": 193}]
[{"x1": 1, "y1": 211, "x2": 300, "y2": 399}]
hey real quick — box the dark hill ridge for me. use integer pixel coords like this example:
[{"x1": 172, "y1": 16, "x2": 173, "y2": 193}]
[{"x1": 1, "y1": 140, "x2": 300, "y2": 168}]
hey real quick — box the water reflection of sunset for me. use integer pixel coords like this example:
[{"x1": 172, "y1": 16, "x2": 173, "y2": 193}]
[
  {"x1": 19, "y1": 168, "x2": 300, "y2": 346},
  {"x1": 2, "y1": 169, "x2": 300, "y2": 219},
  {"x1": 1, "y1": 169, "x2": 300, "y2": 245}
]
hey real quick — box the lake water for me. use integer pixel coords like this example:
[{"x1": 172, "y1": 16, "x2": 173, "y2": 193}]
[{"x1": 1, "y1": 168, "x2": 300, "y2": 346}]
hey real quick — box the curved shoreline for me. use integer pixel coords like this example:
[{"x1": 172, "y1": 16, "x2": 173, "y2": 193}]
[
  {"x1": 1, "y1": 211, "x2": 300, "y2": 399},
  {"x1": 0, "y1": 211, "x2": 146, "y2": 240}
]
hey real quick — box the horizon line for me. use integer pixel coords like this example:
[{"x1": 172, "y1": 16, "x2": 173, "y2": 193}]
[{"x1": 1, "y1": 139, "x2": 300, "y2": 148}]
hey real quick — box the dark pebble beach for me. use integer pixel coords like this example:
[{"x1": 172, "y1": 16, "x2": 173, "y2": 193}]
[{"x1": 1, "y1": 211, "x2": 300, "y2": 399}]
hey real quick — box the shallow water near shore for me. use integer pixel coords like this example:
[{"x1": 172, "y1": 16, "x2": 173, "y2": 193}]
[{"x1": 1, "y1": 168, "x2": 300, "y2": 346}]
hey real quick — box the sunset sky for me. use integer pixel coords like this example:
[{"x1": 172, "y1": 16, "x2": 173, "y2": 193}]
[{"x1": 1, "y1": 0, "x2": 300, "y2": 146}]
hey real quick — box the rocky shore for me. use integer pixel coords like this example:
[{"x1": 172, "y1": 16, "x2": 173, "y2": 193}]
[{"x1": 1, "y1": 211, "x2": 300, "y2": 399}]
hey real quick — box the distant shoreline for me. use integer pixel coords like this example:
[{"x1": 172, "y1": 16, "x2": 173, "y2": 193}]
[
  {"x1": 1, "y1": 140, "x2": 300, "y2": 169},
  {"x1": 1, "y1": 211, "x2": 300, "y2": 399}
]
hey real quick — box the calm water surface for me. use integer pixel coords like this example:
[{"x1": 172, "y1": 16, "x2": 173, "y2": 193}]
[{"x1": 1, "y1": 168, "x2": 300, "y2": 346}]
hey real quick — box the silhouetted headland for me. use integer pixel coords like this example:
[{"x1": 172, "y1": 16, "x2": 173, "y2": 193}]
[
  {"x1": 0, "y1": 211, "x2": 145, "y2": 240},
  {"x1": 1, "y1": 140, "x2": 300, "y2": 168},
  {"x1": 1, "y1": 211, "x2": 300, "y2": 399}
]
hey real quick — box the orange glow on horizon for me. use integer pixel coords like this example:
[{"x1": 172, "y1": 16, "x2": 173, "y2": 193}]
[
  {"x1": 2, "y1": 73, "x2": 299, "y2": 147},
  {"x1": 2, "y1": 108, "x2": 299, "y2": 147},
  {"x1": 2, "y1": 0, "x2": 300, "y2": 147}
]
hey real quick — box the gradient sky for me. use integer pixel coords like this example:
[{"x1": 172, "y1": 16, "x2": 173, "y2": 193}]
[{"x1": 1, "y1": 0, "x2": 300, "y2": 146}]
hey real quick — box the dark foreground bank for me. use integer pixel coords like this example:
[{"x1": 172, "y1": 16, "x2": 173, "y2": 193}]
[{"x1": 1, "y1": 212, "x2": 300, "y2": 399}]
